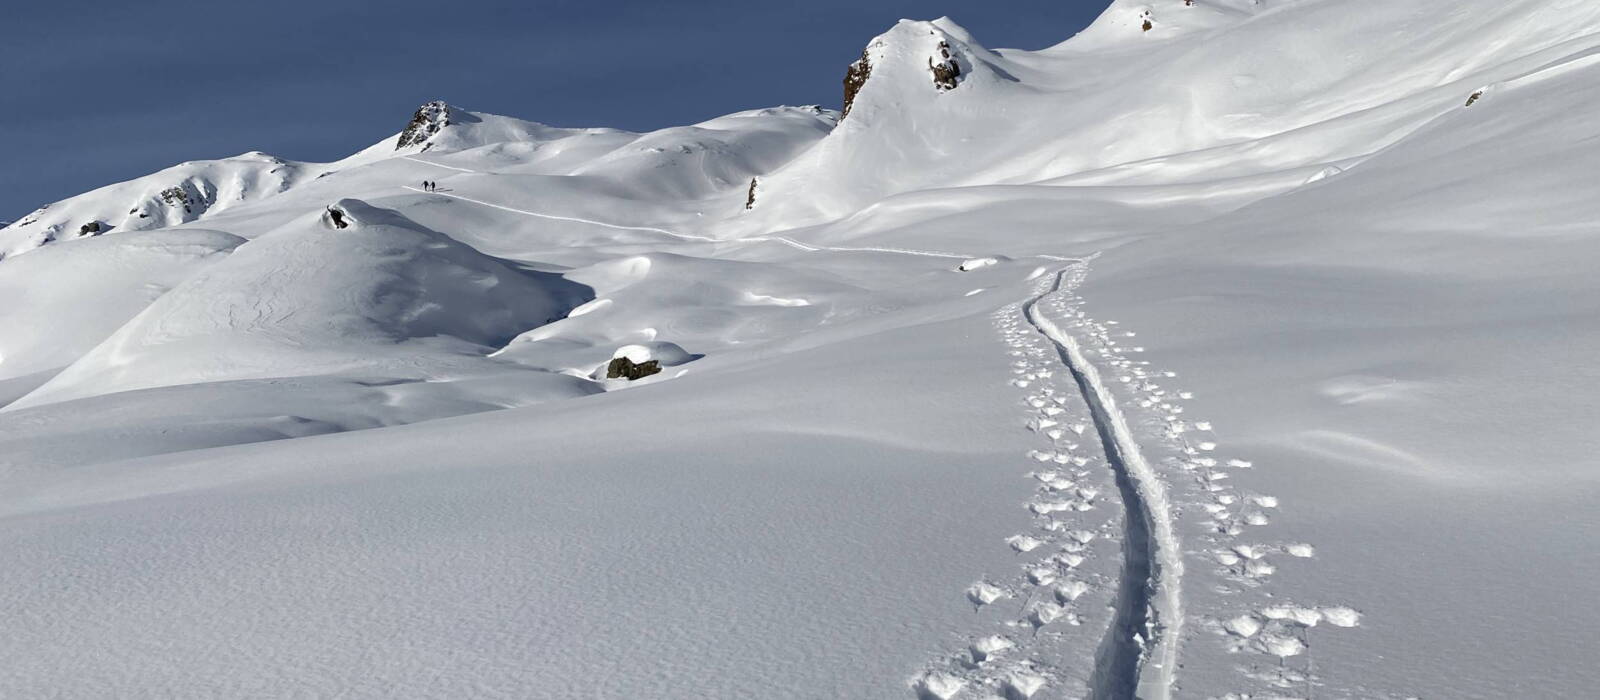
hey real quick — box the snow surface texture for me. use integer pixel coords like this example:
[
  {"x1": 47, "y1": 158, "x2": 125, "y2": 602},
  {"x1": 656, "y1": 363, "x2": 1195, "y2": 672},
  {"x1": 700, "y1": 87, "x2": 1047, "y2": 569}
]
[{"x1": 4, "y1": 0, "x2": 1600, "y2": 697}]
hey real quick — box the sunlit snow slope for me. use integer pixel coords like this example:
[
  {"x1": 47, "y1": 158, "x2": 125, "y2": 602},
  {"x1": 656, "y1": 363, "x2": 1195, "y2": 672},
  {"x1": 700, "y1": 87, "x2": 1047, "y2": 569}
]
[{"x1": 3, "y1": 1, "x2": 1598, "y2": 698}]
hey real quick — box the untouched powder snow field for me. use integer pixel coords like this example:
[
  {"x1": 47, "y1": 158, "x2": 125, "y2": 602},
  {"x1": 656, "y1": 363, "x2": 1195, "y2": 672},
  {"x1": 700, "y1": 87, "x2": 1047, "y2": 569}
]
[{"x1": 3, "y1": 0, "x2": 1599, "y2": 697}]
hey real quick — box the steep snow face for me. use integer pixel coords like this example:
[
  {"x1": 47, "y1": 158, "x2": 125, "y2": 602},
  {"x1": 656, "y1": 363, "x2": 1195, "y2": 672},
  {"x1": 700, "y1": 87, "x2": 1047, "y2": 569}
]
[
  {"x1": 8, "y1": 200, "x2": 575, "y2": 409},
  {"x1": 740, "y1": 18, "x2": 1019, "y2": 226},
  {"x1": 740, "y1": 0, "x2": 1600, "y2": 230}
]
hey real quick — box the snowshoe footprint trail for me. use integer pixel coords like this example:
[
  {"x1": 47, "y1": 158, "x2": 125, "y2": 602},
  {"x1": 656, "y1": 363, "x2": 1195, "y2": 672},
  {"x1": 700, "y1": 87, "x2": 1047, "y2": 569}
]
[
  {"x1": 913, "y1": 294, "x2": 1122, "y2": 699},
  {"x1": 1026, "y1": 266, "x2": 1371, "y2": 699},
  {"x1": 401, "y1": 165, "x2": 1370, "y2": 697},
  {"x1": 919, "y1": 260, "x2": 1375, "y2": 699},
  {"x1": 913, "y1": 262, "x2": 1178, "y2": 700},
  {"x1": 1024, "y1": 266, "x2": 1183, "y2": 700}
]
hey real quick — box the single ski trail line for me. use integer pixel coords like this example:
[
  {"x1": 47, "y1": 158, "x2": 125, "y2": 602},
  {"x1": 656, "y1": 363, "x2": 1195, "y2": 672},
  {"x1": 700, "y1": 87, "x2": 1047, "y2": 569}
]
[
  {"x1": 1023, "y1": 265, "x2": 1183, "y2": 700},
  {"x1": 401, "y1": 155, "x2": 478, "y2": 173},
  {"x1": 399, "y1": 179, "x2": 1074, "y2": 263}
]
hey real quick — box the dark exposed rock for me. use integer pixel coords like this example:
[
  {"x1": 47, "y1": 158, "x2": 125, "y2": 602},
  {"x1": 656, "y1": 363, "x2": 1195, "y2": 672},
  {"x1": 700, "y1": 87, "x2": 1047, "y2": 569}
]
[
  {"x1": 606, "y1": 356, "x2": 661, "y2": 380},
  {"x1": 326, "y1": 206, "x2": 349, "y2": 229},
  {"x1": 745, "y1": 177, "x2": 758, "y2": 210},
  {"x1": 929, "y1": 41, "x2": 962, "y2": 92},
  {"x1": 842, "y1": 49, "x2": 872, "y2": 119},
  {"x1": 157, "y1": 186, "x2": 200, "y2": 214},
  {"x1": 78, "y1": 221, "x2": 103, "y2": 236},
  {"x1": 397, "y1": 101, "x2": 452, "y2": 150},
  {"x1": 159, "y1": 186, "x2": 190, "y2": 206},
  {"x1": 1465, "y1": 90, "x2": 1484, "y2": 107}
]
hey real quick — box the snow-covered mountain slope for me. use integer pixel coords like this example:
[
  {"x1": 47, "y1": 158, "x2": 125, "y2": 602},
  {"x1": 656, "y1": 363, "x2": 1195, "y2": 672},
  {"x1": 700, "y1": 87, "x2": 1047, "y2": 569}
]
[
  {"x1": 0, "y1": 229, "x2": 243, "y2": 395},
  {"x1": 0, "y1": 101, "x2": 834, "y2": 258},
  {"x1": 740, "y1": 0, "x2": 1600, "y2": 229},
  {"x1": 4, "y1": 1, "x2": 1600, "y2": 698},
  {"x1": 0, "y1": 152, "x2": 309, "y2": 256}
]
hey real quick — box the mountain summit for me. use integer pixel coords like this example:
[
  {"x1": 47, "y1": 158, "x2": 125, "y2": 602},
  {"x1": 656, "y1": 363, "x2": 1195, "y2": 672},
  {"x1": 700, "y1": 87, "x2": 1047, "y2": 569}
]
[{"x1": 396, "y1": 100, "x2": 455, "y2": 150}]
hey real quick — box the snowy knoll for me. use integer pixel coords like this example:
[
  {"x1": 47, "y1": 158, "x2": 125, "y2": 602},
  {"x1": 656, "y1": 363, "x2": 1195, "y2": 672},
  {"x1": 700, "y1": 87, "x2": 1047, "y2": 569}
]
[{"x1": 9, "y1": 200, "x2": 579, "y2": 409}]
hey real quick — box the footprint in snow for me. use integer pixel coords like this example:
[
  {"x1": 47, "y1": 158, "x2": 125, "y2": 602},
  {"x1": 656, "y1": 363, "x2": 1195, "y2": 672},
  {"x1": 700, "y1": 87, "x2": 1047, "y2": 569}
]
[
  {"x1": 1055, "y1": 579, "x2": 1091, "y2": 603},
  {"x1": 967, "y1": 582, "x2": 1009, "y2": 609},
  {"x1": 1006, "y1": 535, "x2": 1045, "y2": 554},
  {"x1": 968, "y1": 635, "x2": 1015, "y2": 664},
  {"x1": 911, "y1": 671, "x2": 965, "y2": 700}
]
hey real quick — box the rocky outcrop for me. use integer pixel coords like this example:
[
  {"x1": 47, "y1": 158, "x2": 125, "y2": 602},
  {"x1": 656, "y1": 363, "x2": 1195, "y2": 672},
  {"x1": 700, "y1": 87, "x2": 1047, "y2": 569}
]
[
  {"x1": 745, "y1": 177, "x2": 758, "y2": 210},
  {"x1": 396, "y1": 101, "x2": 452, "y2": 149},
  {"x1": 606, "y1": 356, "x2": 661, "y2": 380},
  {"x1": 842, "y1": 49, "x2": 873, "y2": 119},
  {"x1": 158, "y1": 186, "x2": 192, "y2": 213},
  {"x1": 929, "y1": 41, "x2": 962, "y2": 91},
  {"x1": 78, "y1": 221, "x2": 103, "y2": 237},
  {"x1": 324, "y1": 205, "x2": 350, "y2": 230}
]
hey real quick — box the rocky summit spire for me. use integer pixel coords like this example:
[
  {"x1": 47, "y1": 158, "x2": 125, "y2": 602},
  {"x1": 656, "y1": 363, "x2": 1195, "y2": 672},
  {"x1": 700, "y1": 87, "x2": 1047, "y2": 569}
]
[{"x1": 396, "y1": 100, "x2": 453, "y2": 150}]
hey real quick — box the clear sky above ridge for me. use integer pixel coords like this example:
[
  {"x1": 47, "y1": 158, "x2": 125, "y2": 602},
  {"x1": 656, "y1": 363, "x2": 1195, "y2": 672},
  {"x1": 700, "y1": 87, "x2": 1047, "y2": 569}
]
[{"x1": 0, "y1": 0, "x2": 1106, "y2": 221}]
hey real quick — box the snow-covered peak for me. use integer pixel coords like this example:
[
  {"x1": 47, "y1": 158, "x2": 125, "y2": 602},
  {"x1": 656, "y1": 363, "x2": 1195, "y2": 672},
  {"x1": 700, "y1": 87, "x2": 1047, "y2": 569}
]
[
  {"x1": 395, "y1": 100, "x2": 455, "y2": 149},
  {"x1": 0, "y1": 152, "x2": 309, "y2": 258},
  {"x1": 391, "y1": 100, "x2": 598, "y2": 155},
  {"x1": 840, "y1": 18, "x2": 1009, "y2": 121}
]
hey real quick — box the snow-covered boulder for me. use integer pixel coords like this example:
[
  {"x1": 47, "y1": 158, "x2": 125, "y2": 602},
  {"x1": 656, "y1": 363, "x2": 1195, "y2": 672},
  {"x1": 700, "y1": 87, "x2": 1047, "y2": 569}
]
[{"x1": 597, "y1": 342, "x2": 695, "y2": 381}]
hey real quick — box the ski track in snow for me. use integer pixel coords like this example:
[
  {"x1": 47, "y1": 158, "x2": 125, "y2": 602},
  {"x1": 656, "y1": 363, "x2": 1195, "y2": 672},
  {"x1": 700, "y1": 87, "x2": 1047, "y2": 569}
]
[
  {"x1": 400, "y1": 155, "x2": 478, "y2": 173},
  {"x1": 398, "y1": 162, "x2": 1082, "y2": 263},
  {"x1": 913, "y1": 260, "x2": 1370, "y2": 700},
  {"x1": 398, "y1": 167, "x2": 1365, "y2": 697},
  {"x1": 913, "y1": 262, "x2": 1180, "y2": 700}
]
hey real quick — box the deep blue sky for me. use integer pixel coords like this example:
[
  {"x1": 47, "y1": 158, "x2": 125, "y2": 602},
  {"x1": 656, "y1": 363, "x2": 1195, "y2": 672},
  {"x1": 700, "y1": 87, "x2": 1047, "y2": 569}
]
[{"x1": 0, "y1": 1, "x2": 1104, "y2": 221}]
